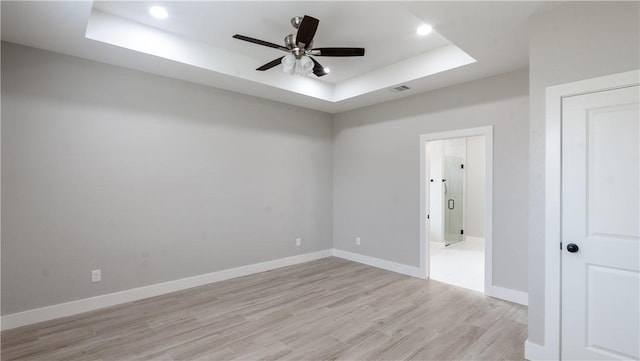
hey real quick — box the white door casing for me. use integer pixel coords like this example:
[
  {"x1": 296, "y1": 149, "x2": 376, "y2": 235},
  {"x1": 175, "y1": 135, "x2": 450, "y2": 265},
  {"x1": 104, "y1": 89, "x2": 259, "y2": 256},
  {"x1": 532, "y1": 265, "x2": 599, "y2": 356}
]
[{"x1": 561, "y1": 86, "x2": 639, "y2": 360}]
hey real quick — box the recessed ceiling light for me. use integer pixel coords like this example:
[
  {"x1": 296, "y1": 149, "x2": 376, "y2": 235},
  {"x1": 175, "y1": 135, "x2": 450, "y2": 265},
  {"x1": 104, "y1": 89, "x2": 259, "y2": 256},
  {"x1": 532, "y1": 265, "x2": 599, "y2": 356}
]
[
  {"x1": 324, "y1": 67, "x2": 330, "y2": 74},
  {"x1": 149, "y1": 6, "x2": 168, "y2": 20},
  {"x1": 417, "y1": 24, "x2": 433, "y2": 36}
]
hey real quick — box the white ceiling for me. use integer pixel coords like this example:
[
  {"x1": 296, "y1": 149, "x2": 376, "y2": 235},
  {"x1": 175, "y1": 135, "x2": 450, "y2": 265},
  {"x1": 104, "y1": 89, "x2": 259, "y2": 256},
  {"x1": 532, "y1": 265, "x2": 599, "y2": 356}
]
[
  {"x1": 1, "y1": 1, "x2": 557, "y2": 114},
  {"x1": 93, "y1": 1, "x2": 454, "y2": 85}
]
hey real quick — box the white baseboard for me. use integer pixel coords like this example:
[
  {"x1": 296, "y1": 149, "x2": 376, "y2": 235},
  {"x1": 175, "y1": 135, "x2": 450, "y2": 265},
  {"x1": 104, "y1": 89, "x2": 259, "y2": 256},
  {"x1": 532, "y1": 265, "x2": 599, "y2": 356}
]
[
  {"x1": 488, "y1": 285, "x2": 528, "y2": 306},
  {"x1": 465, "y1": 236, "x2": 485, "y2": 242},
  {"x1": 524, "y1": 339, "x2": 554, "y2": 360},
  {"x1": 0, "y1": 249, "x2": 333, "y2": 331},
  {"x1": 429, "y1": 241, "x2": 446, "y2": 249},
  {"x1": 332, "y1": 249, "x2": 426, "y2": 279}
]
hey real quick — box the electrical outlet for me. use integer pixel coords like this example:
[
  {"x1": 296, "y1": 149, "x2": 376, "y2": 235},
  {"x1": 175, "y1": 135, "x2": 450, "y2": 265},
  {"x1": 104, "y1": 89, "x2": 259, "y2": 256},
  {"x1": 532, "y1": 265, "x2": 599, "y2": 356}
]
[
  {"x1": 91, "y1": 269, "x2": 101, "y2": 283},
  {"x1": 296, "y1": 238, "x2": 301, "y2": 246},
  {"x1": 356, "y1": 237, "x2": 361, "y2": 245}
]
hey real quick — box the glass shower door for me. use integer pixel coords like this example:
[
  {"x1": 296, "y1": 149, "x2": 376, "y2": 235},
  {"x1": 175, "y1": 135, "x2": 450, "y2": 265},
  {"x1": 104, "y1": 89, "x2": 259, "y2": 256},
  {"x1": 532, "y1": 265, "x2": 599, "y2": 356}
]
[{"x1": 444, "y1": 156, "x2": 463, "y2": 246}]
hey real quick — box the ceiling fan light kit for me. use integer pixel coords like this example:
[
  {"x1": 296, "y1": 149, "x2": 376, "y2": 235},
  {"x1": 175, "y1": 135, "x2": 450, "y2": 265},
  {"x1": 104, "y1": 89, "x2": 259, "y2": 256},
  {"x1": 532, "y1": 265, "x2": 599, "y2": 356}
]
[
  {"x1": 282, "y1": 54, "x2": 314, "y2": 76},
  {"x1": 233, "y1": 15, "x2": 365, "y2": 78}
]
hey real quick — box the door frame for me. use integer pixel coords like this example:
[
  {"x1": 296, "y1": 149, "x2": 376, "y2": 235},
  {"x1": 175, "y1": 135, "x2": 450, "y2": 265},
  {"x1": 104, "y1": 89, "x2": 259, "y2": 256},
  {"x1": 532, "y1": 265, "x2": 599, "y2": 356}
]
[
  {"x1": 419, "y1": 126, "x2": 493, "y2": 294},
  {"x1": 540, "y1": 69, "x2": 639, "y2": 360}
]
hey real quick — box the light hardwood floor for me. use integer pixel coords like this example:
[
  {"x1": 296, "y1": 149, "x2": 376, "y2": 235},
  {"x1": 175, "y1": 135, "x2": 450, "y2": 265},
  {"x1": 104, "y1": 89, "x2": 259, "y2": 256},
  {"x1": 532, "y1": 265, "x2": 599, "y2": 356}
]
[{"x1": 1, "y1": 257, "x2": 527, "y2": 361}]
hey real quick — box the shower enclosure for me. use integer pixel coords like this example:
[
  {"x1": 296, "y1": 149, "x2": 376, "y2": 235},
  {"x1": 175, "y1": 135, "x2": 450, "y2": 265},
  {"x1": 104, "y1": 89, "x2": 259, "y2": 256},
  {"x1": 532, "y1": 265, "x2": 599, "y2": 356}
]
[
  {"x1": 428, "y1": 138, "x2": 466, "y2": 247},
  {"x1": 443, "y1": 155, "x2": 464, "y2": 246}
]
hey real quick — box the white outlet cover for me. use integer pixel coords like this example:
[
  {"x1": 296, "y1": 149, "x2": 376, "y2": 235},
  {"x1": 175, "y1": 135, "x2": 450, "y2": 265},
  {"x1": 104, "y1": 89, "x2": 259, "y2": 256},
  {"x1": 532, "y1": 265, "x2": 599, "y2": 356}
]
[
  {"x1": 91, "y1": 269, "x2": 101, "y2": 283},
  {"x1": 296, "y1": 238, "x2": 301, "y2": 246},
  {"x1": 356, "y1": 237, "x2": 361, "y2": 245}
]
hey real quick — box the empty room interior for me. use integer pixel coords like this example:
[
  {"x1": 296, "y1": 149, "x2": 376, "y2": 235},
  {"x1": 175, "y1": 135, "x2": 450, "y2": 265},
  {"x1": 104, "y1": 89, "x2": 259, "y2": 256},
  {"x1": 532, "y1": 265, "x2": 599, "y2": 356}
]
[{"x1": 1, "y1": 1, "x2": 639, "y2": 360}]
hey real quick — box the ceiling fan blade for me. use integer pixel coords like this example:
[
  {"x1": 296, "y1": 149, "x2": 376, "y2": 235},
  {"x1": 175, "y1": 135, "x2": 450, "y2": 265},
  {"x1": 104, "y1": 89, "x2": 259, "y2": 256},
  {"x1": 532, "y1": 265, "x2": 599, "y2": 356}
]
[
  {"x1": 256, "y1": 57, "x2": 285, "y2": 71},
  {"x1": 310, "y1": 47, "x2": 365, "y2": 57},
  {"x1": 310, "y1": 57, "x2": 328, "y2": 77},
  {"x1": 233, "y1": 34, "x2": 289, "y2": 52},
  {"x1": 296, "y1": 15, "x2": 319, "y2": 48}
]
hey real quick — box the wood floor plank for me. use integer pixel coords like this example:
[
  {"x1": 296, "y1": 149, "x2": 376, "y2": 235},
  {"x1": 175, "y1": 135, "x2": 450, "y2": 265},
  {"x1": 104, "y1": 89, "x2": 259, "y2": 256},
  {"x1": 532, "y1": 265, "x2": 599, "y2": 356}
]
[
  {"x1": 280, "y1": 335, "x2": 348, "y2": 361},
  {"x1": 364, "y1": 326, "x2": 439, "y2": 360},
  {"x1": 231, "y1": 341, "x2": 290, "y2": 361},
  {"x1": 409, "y1": 323, "x2": 487, "y2": 360},
  {"x1": 1, "y1": 257, "x2": 527, "y2": 361},
  {"x1": 167, "y1": 335, "x2": 236, "y2": 361},
  {"x1": 457, "y1": 318, "x2": 528, "y2": 361},
  {"x1": 333, "y1": 330, "x2": 391, "y2": 360}
]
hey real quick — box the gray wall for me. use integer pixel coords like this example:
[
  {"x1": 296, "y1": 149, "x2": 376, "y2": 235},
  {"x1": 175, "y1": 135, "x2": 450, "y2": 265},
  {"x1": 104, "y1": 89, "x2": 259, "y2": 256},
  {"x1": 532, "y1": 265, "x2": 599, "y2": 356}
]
[
  {"x1": 1, "y1": 43, "x2": 334, "y2": 315},
  {"x1": 333, "y1": 69, "x2": 529, "y2": 292},
  {"x1": 465, "y1": 136, "x2": 485, "y2": 238},
  {"x1": 527, "y1": 1, "x2": 640, "y2": 345}
]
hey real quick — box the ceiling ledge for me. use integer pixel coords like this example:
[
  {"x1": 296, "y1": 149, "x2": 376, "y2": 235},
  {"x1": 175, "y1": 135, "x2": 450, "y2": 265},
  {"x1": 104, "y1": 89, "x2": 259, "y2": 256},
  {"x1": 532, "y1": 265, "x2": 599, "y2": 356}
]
[
  {"x1": 86, "y1": 10, "x2": 334, "y2": 101},
  {"x1": 334, "y1": 45, "x2": 475, "y2": 101},
  {"x1": 86, "y1": 9, "x2": 474, "y2": 104}
]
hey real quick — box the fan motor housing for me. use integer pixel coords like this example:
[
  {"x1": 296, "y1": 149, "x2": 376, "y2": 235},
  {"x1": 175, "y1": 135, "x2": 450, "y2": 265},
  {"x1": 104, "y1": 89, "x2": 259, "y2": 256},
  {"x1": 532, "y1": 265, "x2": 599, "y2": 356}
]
[
  {"x1": 284, "y1": 34, "x2": 296, "y2": 49},
  {"x1": 291, "y1": 16, "x2": 303, "y2": 29}
]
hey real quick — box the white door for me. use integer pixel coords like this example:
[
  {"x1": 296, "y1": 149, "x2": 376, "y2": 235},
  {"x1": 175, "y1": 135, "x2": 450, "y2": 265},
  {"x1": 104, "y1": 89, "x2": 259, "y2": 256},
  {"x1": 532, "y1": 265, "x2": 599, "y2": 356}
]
[{"x1": 562, "y1": 85, "x2": 640, "y2": 360}]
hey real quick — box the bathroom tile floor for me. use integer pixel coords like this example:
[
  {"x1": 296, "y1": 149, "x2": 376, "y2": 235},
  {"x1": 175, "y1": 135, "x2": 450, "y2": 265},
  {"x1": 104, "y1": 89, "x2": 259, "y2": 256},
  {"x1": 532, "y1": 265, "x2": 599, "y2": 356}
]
[{"x1": 429, "y1": 238, "x2": 485, "y2": 292}]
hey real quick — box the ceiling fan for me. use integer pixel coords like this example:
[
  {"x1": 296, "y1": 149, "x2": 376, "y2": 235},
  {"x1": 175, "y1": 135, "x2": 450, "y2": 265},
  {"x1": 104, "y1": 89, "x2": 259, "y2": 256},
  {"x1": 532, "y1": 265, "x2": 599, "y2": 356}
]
[{"x1": 232, "y1": 15, "x2": 365, "y2": 77}]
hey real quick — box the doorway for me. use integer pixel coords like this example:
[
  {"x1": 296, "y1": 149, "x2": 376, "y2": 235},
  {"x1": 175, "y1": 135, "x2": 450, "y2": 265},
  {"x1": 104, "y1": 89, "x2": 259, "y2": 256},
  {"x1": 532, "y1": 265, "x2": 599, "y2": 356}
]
[
  {"x1": 427, "y1": 136, "x2": 485, "y2": 292},
  {"x1": 419, "y1": 126, "x2": 493, "y2": 295}
]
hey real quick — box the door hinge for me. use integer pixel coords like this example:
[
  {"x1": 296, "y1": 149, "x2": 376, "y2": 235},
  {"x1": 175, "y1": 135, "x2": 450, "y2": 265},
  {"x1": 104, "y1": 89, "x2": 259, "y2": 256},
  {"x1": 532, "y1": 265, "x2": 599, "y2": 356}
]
[
  {"x1": 560, "y1": 242, "x2": 563, "y2": 250},
  {"x1": 427, "y1": 214, "x2": 430, "y2": 220},
  {"x1": 461, "y1": 164, "x2": 464, "y2": 169},
  {"x1": 460, "y1": 229, "x2": 464, "y2": 235}
]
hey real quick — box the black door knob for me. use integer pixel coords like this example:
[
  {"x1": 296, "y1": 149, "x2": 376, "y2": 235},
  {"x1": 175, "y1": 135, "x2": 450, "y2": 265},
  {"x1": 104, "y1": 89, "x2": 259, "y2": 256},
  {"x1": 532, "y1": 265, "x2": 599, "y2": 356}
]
[{"x1": 567, "y1": 243, "x2": 579, "y2": 253}]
